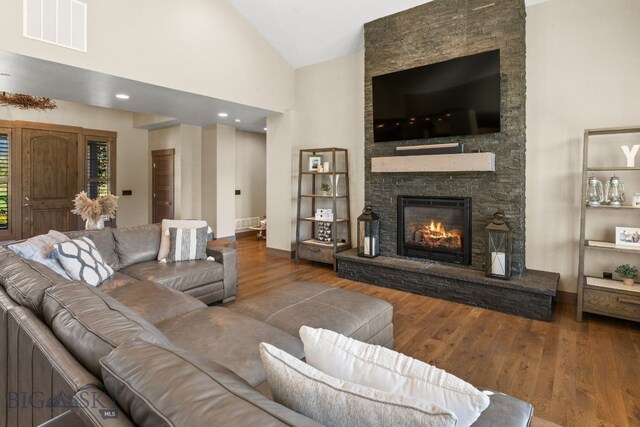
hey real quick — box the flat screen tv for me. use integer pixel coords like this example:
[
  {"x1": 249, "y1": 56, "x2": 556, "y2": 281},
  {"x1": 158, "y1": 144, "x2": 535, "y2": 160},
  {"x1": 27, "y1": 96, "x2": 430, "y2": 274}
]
[{"x1": 372, "y1": 49, "x2": 500, "y2": 143}]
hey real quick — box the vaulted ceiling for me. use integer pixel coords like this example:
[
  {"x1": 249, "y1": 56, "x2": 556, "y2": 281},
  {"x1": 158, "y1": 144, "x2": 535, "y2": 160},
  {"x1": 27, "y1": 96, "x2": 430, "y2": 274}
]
[
  {"x1": 0, "y1": 0, "x2": 550, "y2": 130},
  {"x1": 229, "y1": 0, "x2": 549, "y2": 69}
]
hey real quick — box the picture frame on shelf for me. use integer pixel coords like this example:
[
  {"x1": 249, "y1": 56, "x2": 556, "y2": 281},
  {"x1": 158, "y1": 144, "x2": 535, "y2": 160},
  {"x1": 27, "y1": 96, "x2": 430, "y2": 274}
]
[
  {"x1": 309, "y1": 155, "x2": 323, "y2": 171},
  {"x1": 615, "y1": 226, "x2": 640, "y2": 247}
]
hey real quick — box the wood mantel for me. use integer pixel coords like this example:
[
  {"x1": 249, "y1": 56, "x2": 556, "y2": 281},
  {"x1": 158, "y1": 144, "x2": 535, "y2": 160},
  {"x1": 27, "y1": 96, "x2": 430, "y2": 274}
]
[{"x1": 371, "y1": 152, "x2": 496, "y2": 173}]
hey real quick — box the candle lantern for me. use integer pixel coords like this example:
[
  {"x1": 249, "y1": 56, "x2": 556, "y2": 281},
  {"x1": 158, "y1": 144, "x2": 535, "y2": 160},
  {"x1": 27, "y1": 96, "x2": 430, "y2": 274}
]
[
  {"x1": 485, "y1": 212, "x2": 512, "y2": 279},
  {"x1": 357, "y1": 205, "x2": 380, "y2": 258}
]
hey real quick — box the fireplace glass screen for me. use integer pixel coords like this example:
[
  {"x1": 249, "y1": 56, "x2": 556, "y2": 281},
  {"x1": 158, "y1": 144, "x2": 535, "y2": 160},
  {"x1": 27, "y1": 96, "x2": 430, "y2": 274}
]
[{"x1": 398, "y1": 196, "x2": 471, "y2": 264}]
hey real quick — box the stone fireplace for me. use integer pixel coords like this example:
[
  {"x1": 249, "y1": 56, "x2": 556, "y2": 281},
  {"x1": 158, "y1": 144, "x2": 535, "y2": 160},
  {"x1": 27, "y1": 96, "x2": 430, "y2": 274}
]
[
  {"x1": 336, "y1": 0, "x2": 560, "y2": 321},
  {"x1": 397, "y1": 196, "x2": 471, "y2": 265},
  {"x1": 363, "y1": 0, "x2": 527, "y2": 275}
]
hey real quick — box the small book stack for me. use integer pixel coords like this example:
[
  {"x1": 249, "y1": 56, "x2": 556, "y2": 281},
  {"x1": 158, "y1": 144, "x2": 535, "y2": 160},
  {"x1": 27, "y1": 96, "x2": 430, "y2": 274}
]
[{"x1": 394, "y1": 142, "x2": 464, "y2": 156}]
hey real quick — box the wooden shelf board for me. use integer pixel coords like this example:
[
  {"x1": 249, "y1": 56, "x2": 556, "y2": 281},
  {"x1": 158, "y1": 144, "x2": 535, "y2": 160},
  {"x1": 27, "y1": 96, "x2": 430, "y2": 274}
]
[
  {"x1": 301, "y1": 217, "x2": 349, "y2": 223},
  {"x1": 586, "y1": 204, "x2": 640, "y2": 210},
  {"x1": 587, "y1": 167, "x2": 640, "y2": 172},
  {"x1": 300, "y1": 147, "x2": 348, "y2": 153},
  {"x1": 371, "y1": 152, "x2": 495, "y2": 173},
  {"x1": 299, "y1": 239, "x2": 350, "y2": 248},
  {"x1": 300, "y1": 171, "x2": 348, "y2": 175},
  {"x1": 300, "y1": 194, "x2": 348, "y2": 198},
  {"x1": 586, "y1": 126, "x2": 640, "y2": 136},
  {"x1": 585, "y1": 240, "x2": 640, "y2": 253},
  {"x1": 585, "y1": 276, "x2": 640, "y2": 294}
]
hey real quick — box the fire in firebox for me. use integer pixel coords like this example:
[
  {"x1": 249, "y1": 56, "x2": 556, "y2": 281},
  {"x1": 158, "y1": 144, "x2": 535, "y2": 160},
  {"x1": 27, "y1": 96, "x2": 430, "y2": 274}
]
[{"x1": 411, "y1": 220, "x2": 462, "y2": 250}]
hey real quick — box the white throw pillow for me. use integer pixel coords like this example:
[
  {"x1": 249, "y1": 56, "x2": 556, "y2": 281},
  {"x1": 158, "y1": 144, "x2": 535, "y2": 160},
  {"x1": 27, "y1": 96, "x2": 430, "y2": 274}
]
[
  {"x1": 300, "y1": 326, "x2": 490, "y2": 427},
  {"x1": 259, "y1": 342, "x2": 457, "y2": 427},
  {"x1": 52, "y1": 237, "x2": 114, "y2": 286},
  {"x1": 157, "y1": 220, "x2": 211, "y2": 261}
]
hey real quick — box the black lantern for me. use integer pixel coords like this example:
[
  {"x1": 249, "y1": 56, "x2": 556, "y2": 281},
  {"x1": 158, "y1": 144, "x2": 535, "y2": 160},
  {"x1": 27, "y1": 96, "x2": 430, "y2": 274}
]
[
  {"x1": 357, "y1": 205, "x2": 380, "y2": 258},
  {"x1": 485, "y1": 212, "x2": 512, "y2": 279}
]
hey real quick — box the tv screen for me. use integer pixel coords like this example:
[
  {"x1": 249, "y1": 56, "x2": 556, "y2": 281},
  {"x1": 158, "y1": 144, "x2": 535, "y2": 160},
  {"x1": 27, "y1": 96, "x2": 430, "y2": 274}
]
[{"x1": 372, "y1": 50, "x2": 500, "y2": 143}]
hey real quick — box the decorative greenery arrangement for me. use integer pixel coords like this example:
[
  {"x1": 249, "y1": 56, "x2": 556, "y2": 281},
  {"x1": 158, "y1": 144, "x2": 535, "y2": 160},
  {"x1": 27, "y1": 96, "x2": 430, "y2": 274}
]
[
  {"x1": 71, "y1": 191, "x2": 118, "y2": 222},
  {"x1": 614, "y1": 264, "x2": 638, "y2": 279},
  {"x1": 0, "y1": 92, "x2": 57, "y2": 111},
  {"x1": 321, "y1": 183, "x2": 331, "y2": 193}
]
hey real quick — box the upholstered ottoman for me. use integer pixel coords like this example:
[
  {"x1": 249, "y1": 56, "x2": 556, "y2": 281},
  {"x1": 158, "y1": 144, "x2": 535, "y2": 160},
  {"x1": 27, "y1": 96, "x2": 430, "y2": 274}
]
[{"x1": 230, "y1": 281, "x2": 393, "y2": 348}]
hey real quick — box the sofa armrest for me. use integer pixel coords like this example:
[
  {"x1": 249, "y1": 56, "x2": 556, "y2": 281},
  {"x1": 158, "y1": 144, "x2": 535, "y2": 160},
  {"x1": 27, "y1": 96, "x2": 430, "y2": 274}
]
[
  {"x1": 38, "y1": 410, "x2": 86, "y2": 427},
  {"x1": 206, "y1": 246, "x2": 237, "y2": 302},
  {"x1": 72, "y1": 386, "x2": 135, "y2": 427}
]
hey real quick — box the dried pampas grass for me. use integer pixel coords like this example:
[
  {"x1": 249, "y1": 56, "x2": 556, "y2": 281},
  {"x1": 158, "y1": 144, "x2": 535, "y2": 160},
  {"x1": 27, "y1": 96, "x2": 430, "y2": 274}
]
[{"x1": 71, "y1": 191, "x2": 118, "y2": 221}]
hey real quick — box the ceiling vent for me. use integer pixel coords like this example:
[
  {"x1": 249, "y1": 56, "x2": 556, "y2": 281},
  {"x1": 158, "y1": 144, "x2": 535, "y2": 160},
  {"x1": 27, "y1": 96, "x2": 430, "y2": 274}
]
[{"x1": 23, "y1": 0, "x2": 87, "y2": 52}]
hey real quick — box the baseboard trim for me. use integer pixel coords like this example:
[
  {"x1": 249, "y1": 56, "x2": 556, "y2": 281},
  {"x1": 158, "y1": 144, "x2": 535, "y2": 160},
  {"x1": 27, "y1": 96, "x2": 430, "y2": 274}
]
[
  {"x1": 556, "y1": 290, "x2": 577, "y2": 305},
  {"x1": 266, "y1": 247, "x2": 294, "y2": 259}
]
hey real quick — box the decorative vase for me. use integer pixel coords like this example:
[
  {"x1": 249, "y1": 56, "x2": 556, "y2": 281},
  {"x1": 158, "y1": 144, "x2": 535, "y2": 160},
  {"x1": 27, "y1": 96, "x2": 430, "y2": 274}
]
[
  {"x1": 623, "y1": 278, "x2": 635, "y2": 286},
  {"x1": 85, "y1": 217, "x2": 105, "y2": 230}
]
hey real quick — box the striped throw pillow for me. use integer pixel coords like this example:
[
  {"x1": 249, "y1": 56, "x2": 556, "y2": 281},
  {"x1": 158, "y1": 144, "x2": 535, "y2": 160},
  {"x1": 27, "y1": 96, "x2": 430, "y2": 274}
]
[{"x1": 167, "y1": 226, "x2": 208, "y2": 263}]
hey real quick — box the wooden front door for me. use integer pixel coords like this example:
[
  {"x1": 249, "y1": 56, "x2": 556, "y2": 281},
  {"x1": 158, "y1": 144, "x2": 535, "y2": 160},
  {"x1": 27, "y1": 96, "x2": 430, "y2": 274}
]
[
  {"x1": 152, "y1": 149, "x2": 175, "y2": 223},
  {"x1": 22, "y1": 129, "x2": 79, "y2": 238}
]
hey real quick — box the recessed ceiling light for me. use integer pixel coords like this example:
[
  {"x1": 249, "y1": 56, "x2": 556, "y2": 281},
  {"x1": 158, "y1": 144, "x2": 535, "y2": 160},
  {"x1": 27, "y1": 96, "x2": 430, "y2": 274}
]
[
  {"x1": 234, "y1": 118, "x2": 241, "y2": 123},
  {"x1": 115, "y1": 94, "x2": 129, "y2": 100},
  {"x1": 0, "y1": 73, "x2": 10, "y2": 77},
  {"x1": 263, "y1": 127, "x2": 268, "y2": 131},
  {"x1": 218, "y1": 112, "x2": 228, "y2": 117}
]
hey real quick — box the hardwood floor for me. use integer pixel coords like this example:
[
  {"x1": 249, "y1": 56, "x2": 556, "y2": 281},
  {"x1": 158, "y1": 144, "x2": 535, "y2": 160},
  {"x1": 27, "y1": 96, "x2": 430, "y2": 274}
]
[{"x1": 233, "y1": 235, "x2": 640, "y2": 427}]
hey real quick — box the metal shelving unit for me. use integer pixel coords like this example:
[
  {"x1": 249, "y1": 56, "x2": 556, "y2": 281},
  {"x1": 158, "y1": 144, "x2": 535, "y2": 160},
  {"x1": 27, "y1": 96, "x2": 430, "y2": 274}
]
[
  {"x1": 295, "y1": 148, "x2": 351, "y2": 270},
  {"x1": 577, "y1": 126, "x2": 640, "y2": 322}
]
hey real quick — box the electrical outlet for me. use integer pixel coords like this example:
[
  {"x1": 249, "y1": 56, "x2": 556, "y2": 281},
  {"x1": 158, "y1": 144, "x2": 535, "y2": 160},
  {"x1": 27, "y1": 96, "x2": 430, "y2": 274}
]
[
  {"x1": 122, "y1": 190, "x2": 132, "y2": 196},
  {"x1": 603, "y1": 272, "x2": 613, "y2": 279}
]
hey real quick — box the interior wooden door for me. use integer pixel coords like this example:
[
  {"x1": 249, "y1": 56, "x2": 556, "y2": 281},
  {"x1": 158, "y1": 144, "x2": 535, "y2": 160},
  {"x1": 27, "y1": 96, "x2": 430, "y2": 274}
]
[
  {"x1": 22, "y1": 128, "x2": 79, "y2": 238},
  {"x1": 152, "y1": 149, "x2": 175, "y2": 223}
]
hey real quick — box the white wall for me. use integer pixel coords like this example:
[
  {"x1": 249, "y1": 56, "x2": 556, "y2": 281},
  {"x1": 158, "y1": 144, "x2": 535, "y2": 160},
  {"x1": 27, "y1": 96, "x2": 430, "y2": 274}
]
[
  {"x1": 294, "y1": 52, "x2": 365, "y2": 245},
  {"x1": 148, "y1": 126, "x2": 182, "y2": 219},
  {"x1": 266, "y1": 52, "x2": 365, "y2": 252},
  {"x1": 180, "y1": 125, "x2": 203, "y2": 219},
  {"x1": 0, "y1": 100, "x2": 149, "y2": 228},
  {"x1": 201, "y1": 124, "x2": 237, "y2": 239},
  {"x1": 0, "y1": 0, "x2": 294, "y2": 113},
  {"x1": 149, "y1": 124, "x2": 204, "y2": 221},
  {"x1": 266, "y1": 111, "x2": 298, "y2": 251},
  {"x1": 526, "y1": 0, "x2": 640, "y2": 293},
  {"x1": 235, "y1": 130, "x2": 266, "y2": 222}
]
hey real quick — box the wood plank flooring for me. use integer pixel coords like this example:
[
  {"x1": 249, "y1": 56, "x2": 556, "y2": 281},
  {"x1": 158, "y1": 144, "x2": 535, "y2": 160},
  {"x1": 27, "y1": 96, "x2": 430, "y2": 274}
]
[{"x1": 233, "y1": 235, "x2": 640, "y2": 427}]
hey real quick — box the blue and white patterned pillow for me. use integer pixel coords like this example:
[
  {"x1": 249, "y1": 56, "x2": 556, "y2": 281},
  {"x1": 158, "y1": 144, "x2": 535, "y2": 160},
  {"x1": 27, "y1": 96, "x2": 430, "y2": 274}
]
[
  {"x1": 52, "y1": 237, "x2": 114, "y2": 286},
  {"x1": 8, "y1": 230, "x2": 71, "y2": 279}
]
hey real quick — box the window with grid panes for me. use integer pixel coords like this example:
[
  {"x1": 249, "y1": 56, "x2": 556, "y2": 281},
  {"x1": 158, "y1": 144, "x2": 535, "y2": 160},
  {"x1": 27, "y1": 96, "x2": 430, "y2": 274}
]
[
  {"x1": 0, "y1": 132, "x2": 9, "y2": 230},
  {"x1": 86, "y1": 140, "x2": 111, "y2": 198}
]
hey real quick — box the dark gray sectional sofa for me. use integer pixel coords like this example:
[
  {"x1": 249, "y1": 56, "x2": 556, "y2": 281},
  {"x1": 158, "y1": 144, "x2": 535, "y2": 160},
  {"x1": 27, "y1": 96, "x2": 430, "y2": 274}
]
[{"x1": 0, "y1": 224, "x2": 533, "y2": 427}]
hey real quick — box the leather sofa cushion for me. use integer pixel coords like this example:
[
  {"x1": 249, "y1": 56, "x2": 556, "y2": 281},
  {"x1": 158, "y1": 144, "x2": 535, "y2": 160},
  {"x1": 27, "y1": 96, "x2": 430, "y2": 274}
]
[
  {"x1": 156, "y1": 306, "x2": 304, "y2": 387},
  {"x1": 66, "y1": 228, "x2": 120, "y2": 270},
  {"x1": 0, "y1": 247, "x2": 71, "y2": 318},
  {"x1": 42, "y1": 281, "x2": 172, "y2": 378},
  {"x1": 106, "y1": 280, "x2": 206, "y2": 325},
  {"x1": 97, "y1": 272, "x2": 140, "y2": 293},
  {"x1": 231, "y1": 281, "x2": 393, "y2": 345},
  {"x1": 112, "y1": 224, "x2": 161, "y2": 269},
  {"x1": 472, "y1": 389, "x2": 533, "y2": 427},
  {"x1": 100, "y1": 339, "x2": 322, "y2": 427},
  {"x1": 120, "y1": 259, "x2": 224, "y2": 293}
]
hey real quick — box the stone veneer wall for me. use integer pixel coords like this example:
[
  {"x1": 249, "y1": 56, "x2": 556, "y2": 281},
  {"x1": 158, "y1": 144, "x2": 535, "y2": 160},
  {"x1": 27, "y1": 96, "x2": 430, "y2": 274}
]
[{"x1": 364, "y1": 0, "x2": 527, "y2": 274}]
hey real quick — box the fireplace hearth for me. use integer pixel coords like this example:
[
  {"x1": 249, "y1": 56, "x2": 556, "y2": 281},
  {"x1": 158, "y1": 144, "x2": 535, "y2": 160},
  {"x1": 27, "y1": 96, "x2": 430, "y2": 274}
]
[{"x1": 397, "y1": 196, "x2": 471, "y2": 265}]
